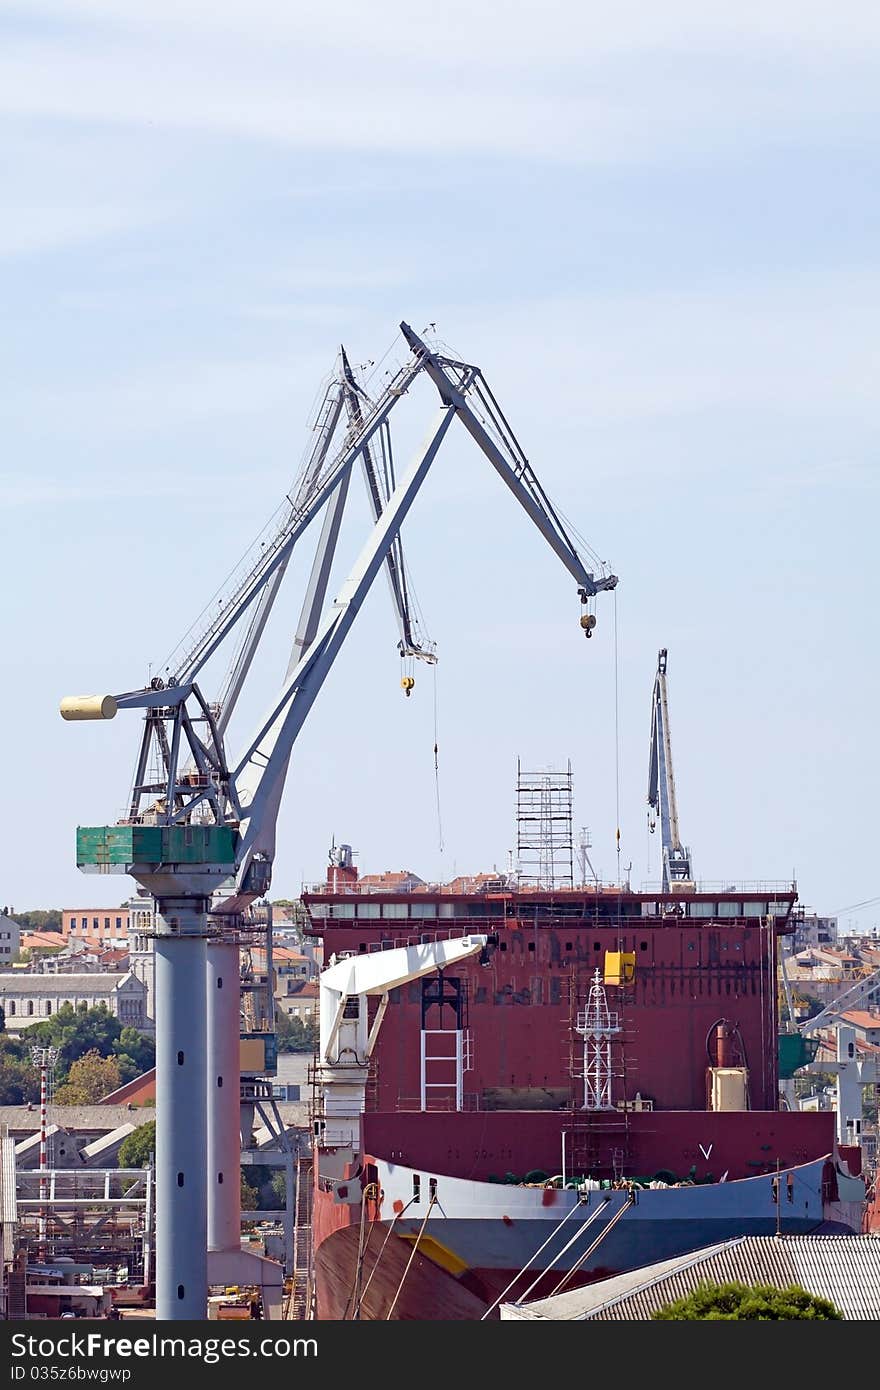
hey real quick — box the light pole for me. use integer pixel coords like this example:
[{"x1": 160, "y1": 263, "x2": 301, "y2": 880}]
[{"x1": 30, "y1": 1045, "x2": 59, "y2": 1262}]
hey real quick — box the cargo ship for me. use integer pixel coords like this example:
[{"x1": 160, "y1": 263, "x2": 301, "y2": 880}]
[{"x1": 303, "y1": 857, "x2": 867, "y2": 1320}]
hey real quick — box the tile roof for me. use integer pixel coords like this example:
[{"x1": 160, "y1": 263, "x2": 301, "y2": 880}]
[
  {"x1": 841, "y1": 1009, "x2": 880, "y2": 1029},
  {"x1": 0, "y1": 973, "x2": 128, "y2": 992}
]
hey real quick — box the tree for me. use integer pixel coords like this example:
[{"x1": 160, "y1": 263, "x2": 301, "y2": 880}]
[
  {"x1": 275, "y1": 1011, "x2": 317, "y2": 1053},
  {"x1": 270, "y1": 1170, "x2": 288, "y2": 1208},
  {"x1": 651, "y1": 1280, "x2": 844, "y2": 1320},
  {"x1": 117, "y1": 1121, "x2": 156, "y2": 1168},
  {"x1": 21, "y1": 1004, "x2": 154, "y2": 1081},
  {"x1": 241, "y1": 1172, "x2": 259, "y2": 1211},
  {"x1": 7, "y1": 910, "x2": 62, "y2": 933},
  {"x1": 53, "y1": 1050, "x2": 122, "y2": 1104},
  {"x1": 112, "y1": 1026, "x2": 155, "y2": 1084},
  {"x1": 0, "y1": 1038, "x2": 41, "y2": 1104}
]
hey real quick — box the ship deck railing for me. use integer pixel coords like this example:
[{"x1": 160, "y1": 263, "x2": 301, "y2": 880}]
[{"x1": 302, "y1": 879, "x2": 797, "y2": 898}]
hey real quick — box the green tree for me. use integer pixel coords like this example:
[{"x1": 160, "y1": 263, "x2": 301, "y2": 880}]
[
  {"x1": 651, "y1": 1280, "x2": 844, "y2": 1320},
  {"x1": 117, "y1": 1121, "x2": 156, "y2": 1168},
  {"x1": 275, "y1": 1011, "x2": 317, "y2": 1053},
  {"x1": 54, "y1": 1049, "x2": 122, "y2": 1104},
  {"x1": 112, "y1": 1026, "x2": 155, "y2": 1083},
  {"x1": 241, "y1": 1172, "x2": 259, "y2": 1211},
  {"x1": 21, "y1": 1004, "x2": 154, "y2": 1081},
  {"x1": 0, "y1": 1037, "x2": 41, "y2": 1104},
  {"x1": 8, "y1": 910, "x2": 63, "y2": 933},
  {"x1": 270, "y1": 1171, "x2": 288, "y2": 1208}
]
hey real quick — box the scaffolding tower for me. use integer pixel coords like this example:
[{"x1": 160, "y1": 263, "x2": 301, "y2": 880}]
[{"x1": 515, "y1": 759, "x2": 574, "y2": 890}]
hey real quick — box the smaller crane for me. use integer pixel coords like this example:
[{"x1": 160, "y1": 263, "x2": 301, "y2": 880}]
[{"x1": 647, "y1": 648, "x2": 693, "y2": 891}]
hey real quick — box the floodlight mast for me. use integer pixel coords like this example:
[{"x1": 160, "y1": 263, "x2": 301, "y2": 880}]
[{"x1": 60, "y1": 321, "x2": 618, "y2": 1319}]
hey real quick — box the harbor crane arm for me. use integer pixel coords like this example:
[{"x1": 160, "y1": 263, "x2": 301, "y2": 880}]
[
  {"x1": 647, "y1": 647, "x2": 692, "y2": 891},
  {"x1": 166, "y1": 350, "x2": 425, "y2": 691},
  {"x1": 340, "y1": 347, "x2": 434, "y2": 665},
  {"x1": 799, "y1": 968, "x2": 880, "y2": 1037},
  {"x1": 217, "y1": 376, "x2": 349, "y2": 739},
  {"x1": 226, "y1": 399, "x2": 464, "y2": 905},
  {"x1": 399, "y1": 322, "x2": 618, "y2": 615},
  {"x1": 62, "y1": 322, "x2": 617, "y2": 916}
]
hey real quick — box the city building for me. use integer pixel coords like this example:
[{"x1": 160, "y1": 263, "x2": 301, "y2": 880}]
[
  {"x1": 274, "y1": 977, "x2": 318, "y2": 1023},
  {"x1": 782, "y1": 912, "x2": 839, "y2": 956},
  {"x1": 0, "y1": 972, "x2": 150, "y2": 1034},
  {"x1": 127, "y1": 896, "x2": 156, "y2": 1025},
  {"x1": 61, "y1": 908, "x2": 131, "y2": 948},
  {"x1": 0, "y1": 910, "x2": 21, "y2": 962}
]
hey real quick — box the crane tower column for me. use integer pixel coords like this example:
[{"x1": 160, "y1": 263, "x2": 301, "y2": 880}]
[
  {"x1": 207, "y1": 938, "x2": 242, "y2": 1254},
  {"x1": 154, "y1": 900, "x2": 209, "y2": 1320}
]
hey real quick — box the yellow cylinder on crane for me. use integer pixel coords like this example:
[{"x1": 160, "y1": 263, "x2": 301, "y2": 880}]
[{"x1": 59, "y1": 695, "x2": 118, "y2": 721}]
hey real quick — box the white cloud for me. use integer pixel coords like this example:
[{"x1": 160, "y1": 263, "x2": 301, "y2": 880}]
[
  {"x1": 0, "y1": 354, "x2": 331, "y2": 438},
  {"x1": 0, "y1": 204, "x2": 151, "y2": 257},
  {"x1": 23, "y1": 2, "x2": 880, "y2": 63},
  {"x1": 2, "y1": 4, "x2": 878, "y2": 163},
  {"x1": 0, "y1": 472, "x2": 202, "y2": 508}
]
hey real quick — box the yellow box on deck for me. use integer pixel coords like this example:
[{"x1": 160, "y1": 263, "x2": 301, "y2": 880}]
[{"x1": 604, "y1": 951, "x2": 636, "y2": 985}]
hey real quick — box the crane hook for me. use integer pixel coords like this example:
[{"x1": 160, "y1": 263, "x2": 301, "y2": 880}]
[
  {"x1": 401, "y1": 676, "x2": 415, "y2": 697},
  {"x1": 580, "y1": 613, "x2": 597, "y2": 638}
]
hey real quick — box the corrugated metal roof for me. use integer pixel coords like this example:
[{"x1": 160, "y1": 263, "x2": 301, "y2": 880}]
[
  {"x1": 510, "y1": 1236, "x2": 880, "y2": 1320},
  {"x1": 787, "y1": 1237, "x2": 880, "y2": 1320}
]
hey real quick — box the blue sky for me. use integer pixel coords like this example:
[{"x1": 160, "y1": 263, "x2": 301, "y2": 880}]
[{"x1": 2, "y1": 2, "x2": 878, "y2": 934}]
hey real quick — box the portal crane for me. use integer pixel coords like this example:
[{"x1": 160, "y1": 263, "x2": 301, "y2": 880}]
[
  {"x1": 647, "y1": 647, "x2": 692, "y2": 891},
  {"x1": 60, "y1": 321, "x2": 618, "y2": 1320}
]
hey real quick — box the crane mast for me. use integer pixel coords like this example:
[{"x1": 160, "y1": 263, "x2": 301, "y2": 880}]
[
  {"x1": 647, "y1": 647, "x2": 693, "y2": 891},
  {"x1": 60, "y1": 320, "x2": 618, "y2": 1320}
]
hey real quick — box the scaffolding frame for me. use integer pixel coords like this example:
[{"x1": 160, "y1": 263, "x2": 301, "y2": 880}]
[{"x1": 515, "y1": 758, "x2": 574, "y2": 890}]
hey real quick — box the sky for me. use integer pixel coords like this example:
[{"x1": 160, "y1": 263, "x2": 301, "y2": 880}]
[{"x1": 1, "y1": 2, "x2": 878, "y2": 934}]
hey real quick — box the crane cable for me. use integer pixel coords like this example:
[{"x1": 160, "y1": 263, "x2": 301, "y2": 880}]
[
  {"x1": 613, "y1": 588, "x2": 621, "y2": 884},
  {"x1": 546, "y1": 1193, "x2": 636, "y2": 1299},
  {"x1": 354, "y1": 1193, "x2": 418, "y2": 1312},
  {"x1": 384, "y1": 1192, "x2": 438, "y2": 1320},
  {"x1": 433, "y1": 664, "x2": 444, "y2": 853},
  {"x1": 480, "y1": 1194, "x2": 601, "y2": 1319},
  {"x1": 342, "y1": 1181, "x2": 380, "y2": 1320}
]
